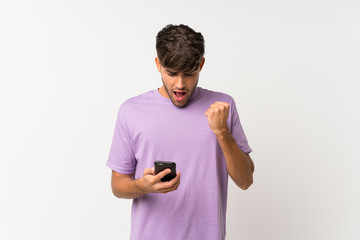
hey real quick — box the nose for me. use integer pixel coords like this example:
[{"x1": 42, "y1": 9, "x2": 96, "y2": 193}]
[{"x1": 175, "y1": 75, "x2": 185, "y2": 89}]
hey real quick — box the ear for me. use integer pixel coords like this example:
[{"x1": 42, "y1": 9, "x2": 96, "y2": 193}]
[
  {"x1": 155, "y1": 57, "x2": 161, "y2": 72},
  {"x1": 199, "y1": 57, "x2": 205, "y2": 71}
]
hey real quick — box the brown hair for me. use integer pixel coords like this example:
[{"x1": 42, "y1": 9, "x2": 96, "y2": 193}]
[{"x1": 156, "y1": 24, "x2": 205, "y2": 73}]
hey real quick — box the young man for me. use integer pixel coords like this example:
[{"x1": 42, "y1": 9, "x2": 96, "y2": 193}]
[{"x1": 106, "y1": 24, "x2": 254, "y2": 240}]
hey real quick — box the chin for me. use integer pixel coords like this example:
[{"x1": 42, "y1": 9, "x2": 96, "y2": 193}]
[{"x1": 171, "y1": 98, "x2": 189, "y2": 108}]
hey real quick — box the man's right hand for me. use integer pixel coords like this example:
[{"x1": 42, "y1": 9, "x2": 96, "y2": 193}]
[{"x1": 139, "y1": 167, "x2": 181, "y2": 194}]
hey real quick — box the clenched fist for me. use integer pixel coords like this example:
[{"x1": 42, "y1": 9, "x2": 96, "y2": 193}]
[{"x1": 205, "y1": 101, "x2": 230, "y2": 136}]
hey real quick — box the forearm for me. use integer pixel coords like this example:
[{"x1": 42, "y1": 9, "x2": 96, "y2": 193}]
[
  {"x1": 111, "y1": 173, "x2": 147, "y2": 199},
  {"x1": 111, "y1": 169, "x2": 181, "y2": 199},
  {"x1": 215, "y1": 129, "x2": 254, "y2": 190}
]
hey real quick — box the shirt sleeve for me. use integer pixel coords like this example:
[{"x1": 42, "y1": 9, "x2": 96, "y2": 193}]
[
  {"x1": 106, "y1": 106, "x2": 136, "y2": 174},
  {"x1": 230, "y1": 100, "x2": 253, "y2": 154}
]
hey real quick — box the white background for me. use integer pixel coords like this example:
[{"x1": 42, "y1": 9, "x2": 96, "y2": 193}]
[{"x1": 1, "y1": 0, "x2": 359, "y2": 239}]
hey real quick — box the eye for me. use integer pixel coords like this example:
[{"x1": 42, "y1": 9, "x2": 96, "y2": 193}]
[{"x1": 167, "y1": 71, "x2": 177, "y2": 76}]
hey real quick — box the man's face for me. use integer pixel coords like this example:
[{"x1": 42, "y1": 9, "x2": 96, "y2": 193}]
[{"x1": 156, "y1": 57, "x2": 205, "y2": 108}]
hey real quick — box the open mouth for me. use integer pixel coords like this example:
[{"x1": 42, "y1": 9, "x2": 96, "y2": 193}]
[{"x1": 173, "y1": 91, "x2": 186, "y2": 102}]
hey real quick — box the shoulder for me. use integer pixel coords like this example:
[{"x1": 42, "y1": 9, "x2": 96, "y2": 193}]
[
  {"x1": 197, "y1": 87, "x2": 239, "y2": 116},
  {"x1": 122, "y1": 90, "x2": 157, "y2": 105},
  {"x1": 197, "y1": 87, "x2": 235, "y2": 104},
  {"x1": 117, "y1": 90, "x2": 158, "y2": 113}
]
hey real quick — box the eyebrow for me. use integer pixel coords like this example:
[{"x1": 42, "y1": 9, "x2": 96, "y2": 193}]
[
  {"x1": 166, "y1": 70, "x2": 178, "y2": 74},
  {"x1": 166, "y1": 70, "x2": 195, "y2": 75}
]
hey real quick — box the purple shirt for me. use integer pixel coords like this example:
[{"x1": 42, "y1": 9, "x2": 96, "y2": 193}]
[{"x1": 107, "y1": 87, "x2": 252, "y2": 240}]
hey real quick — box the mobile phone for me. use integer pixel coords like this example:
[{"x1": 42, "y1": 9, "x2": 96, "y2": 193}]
[{"x1": 154, "y1": 161, "x2": 176, "y2": 182}]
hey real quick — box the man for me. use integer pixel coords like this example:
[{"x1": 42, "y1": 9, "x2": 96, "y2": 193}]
[{"x1": 106, "y1": 24, "x2": 254, "y2": 240}]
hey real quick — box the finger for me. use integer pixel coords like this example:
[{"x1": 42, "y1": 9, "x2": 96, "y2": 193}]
[
  {"x1": 161, "y1": 178, "x2": 180, "y2": 193},
  {"x1": 157, "y1": 172, "x2": 181, "y2": 192},
  {"x1": 207, "y1": 107, "x2": 216, "y2": 113},
  {"x1": 170, "y1": 173, "x2": 181, "y2": 190},
  {"x1": 214, "y1": 101, "x2": 229, "y2": 107},
  {"x1": 168, "y1": 173, "x2": 181, "y2": 192},
  {"x1": 213, "y1": 102, "x2": 229, "y2": 110},
  {"x1": 168, "y1": 172, "x2": 181, "y2": 186},
  {"x1": 212, "y1": 102, "x2": 228, "y2": 109},
  {"x1": 155, "y1": 168, "x2": 172, "y2": 181},
  {"x1": 210, "y1": 104, "x2": 224, "y2": 111},
  {"x1": 143, "y1": 167, "x2": 155, "y2": 175}
]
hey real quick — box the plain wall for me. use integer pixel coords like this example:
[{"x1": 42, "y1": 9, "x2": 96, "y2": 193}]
[{"x1": 0, "y1": 0, "x2": 359, "y2": 239}]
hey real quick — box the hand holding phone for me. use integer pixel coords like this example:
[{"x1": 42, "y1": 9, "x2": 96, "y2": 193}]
[
  {"x1": 140, "y1": 162, "x2": 180, "y2": 194},
  {"x1": 154, "y1": 161, "x2": 176, "y2": 182}
]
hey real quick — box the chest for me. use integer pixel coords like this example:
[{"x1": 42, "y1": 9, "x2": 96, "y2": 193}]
[{"x1": 130, "y1": 106, "x2": 215, "y2": 153}]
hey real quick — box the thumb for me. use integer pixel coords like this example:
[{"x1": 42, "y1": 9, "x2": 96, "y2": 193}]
[
  {"x1": 205, "y1": 109, "x2": 209, "y2": 117},
  {"x1": 144, "y1": 167, "x2": 155, "y2": 176},
  {"x1": 155, "y1": 168, "x2": 171, "y2": 181}
]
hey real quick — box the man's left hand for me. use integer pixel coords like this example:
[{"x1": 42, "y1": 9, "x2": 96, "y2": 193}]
[{"x1": 205, "y1": 101, "x2": 230, "y2": 136}]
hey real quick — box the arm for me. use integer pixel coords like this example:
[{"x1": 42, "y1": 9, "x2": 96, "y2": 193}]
[
  {"x1": 111, "y1": 168, "x2": 181, "y2": 199},
  {"x1": 214, "y1": 130, "x2": 254, "y2": 189},
  {"x1": 205, "y1": 101, "x2": 254, "y2": 190}
]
